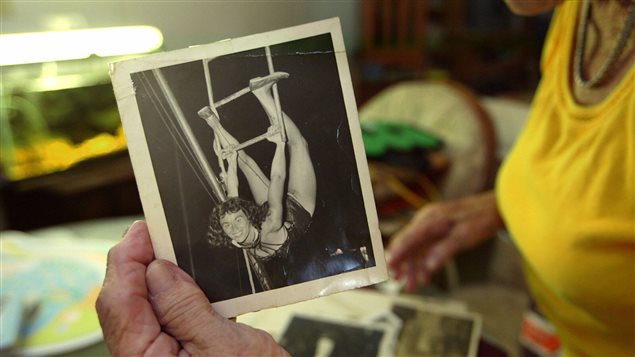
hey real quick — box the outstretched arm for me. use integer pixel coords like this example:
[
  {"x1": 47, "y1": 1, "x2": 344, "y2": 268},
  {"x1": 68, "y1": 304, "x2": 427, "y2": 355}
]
[
  {"x1": 224, "y1": 150, "x2": 239, "y2": 197},
  {"x1": 263, "y1": 126, "x2": 286, "y2": 232},
  {"x1": 387, "y1": 191, "x2": 504, "y2": 289}
]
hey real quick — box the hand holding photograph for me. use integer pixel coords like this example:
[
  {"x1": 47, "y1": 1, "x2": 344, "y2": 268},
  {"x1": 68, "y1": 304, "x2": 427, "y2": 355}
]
[{"x1": 110, "y1": 18, "x2": 387, "y2": 317}]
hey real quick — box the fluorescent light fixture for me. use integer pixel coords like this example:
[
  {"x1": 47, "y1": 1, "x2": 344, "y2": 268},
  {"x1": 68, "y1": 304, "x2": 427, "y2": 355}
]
[{"x1": 0, "y1": 26, "x2": 163, "y2": 66}]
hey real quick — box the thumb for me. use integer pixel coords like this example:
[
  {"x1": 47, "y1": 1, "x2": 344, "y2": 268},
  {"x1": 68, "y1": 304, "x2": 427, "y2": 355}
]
[
  {"x1": 146, "y1": 260, "x2": 224, "y2": 351},
  {"x1": 147, "y1": 260, "x2": 288, "y2": 356}
]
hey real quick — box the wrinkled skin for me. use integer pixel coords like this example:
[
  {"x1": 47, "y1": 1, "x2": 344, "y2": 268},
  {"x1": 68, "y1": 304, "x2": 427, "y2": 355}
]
[
  {"x1": 387, "y1": 191, "x2": 504, "y2": 290},
  {"x1": 96, "y1": 221, "x2": 289, "y2": 357}
]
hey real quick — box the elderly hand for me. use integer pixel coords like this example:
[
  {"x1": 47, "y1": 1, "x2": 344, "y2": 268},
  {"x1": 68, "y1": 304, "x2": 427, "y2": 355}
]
[
  {"x1": 387, "y1": 191, "x2": 504, "y2": 290},
  {"x1": 96, "y1": 221, "x2": 288, "y2": 356}
]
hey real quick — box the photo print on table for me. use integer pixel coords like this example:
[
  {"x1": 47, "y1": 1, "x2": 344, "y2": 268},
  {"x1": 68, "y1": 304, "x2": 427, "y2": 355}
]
[
  {"x1": 278, "y1": 314, "x2": 397, "y2": 357},
  {"x1": 391, "y1": 303, "x2": 482, "y2": 357},
  {"x1": 110, "y1": 18, "x2": 387, "y2": 317}
]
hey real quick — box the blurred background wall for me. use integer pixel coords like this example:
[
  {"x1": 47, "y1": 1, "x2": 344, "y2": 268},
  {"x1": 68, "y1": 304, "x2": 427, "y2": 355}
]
[
  {"x1": 0, "y1": 0, "x2": 550, "y2": 231},
  {"x1": 0, "y1": 1, "x2": 361, "y2": 52}
]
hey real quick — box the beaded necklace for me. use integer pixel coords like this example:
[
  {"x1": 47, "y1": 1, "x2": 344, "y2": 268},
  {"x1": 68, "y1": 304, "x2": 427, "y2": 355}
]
[{"x1": 574, "y1": 0, "x2": 635, "y2": 88}]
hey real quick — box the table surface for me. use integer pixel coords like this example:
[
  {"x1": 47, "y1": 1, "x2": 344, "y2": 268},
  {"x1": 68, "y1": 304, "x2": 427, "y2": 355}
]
[{"x1": 3, "y1": 216, "x2": 513, "y2": 356}]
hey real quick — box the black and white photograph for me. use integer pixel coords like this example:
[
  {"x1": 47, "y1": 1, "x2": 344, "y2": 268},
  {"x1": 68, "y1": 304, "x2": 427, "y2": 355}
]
[
  {"x1": 110, "y1": 18, "x2": 387, "y2": 317},
  {"x1": 278, "y1": 314, "x2": 396, "y2": 357},
  {"x1": 391, "y1": 303, "x2": 481, "y2": 357}
]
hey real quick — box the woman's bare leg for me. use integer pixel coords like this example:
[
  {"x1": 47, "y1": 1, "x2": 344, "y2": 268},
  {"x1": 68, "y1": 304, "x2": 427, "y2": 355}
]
[
  {"x1": 198, "y1": 107, "x2": 270, "y2": 204},
  {"x1": 251, "y1": 75, "x2": 317, "y2": 215}
]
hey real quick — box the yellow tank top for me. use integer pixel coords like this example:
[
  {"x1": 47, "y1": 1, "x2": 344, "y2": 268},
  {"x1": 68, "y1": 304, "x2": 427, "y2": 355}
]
[{"x1": 496, "y1": 2, "x2": 635, "y2": 356}]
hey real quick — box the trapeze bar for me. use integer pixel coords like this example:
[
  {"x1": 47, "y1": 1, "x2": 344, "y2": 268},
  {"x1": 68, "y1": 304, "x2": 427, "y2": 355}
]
[
  {"x1": 198, "y1": 105, "x2": 277, "y2": 155},
  {"x1": 214, "y1": 86, "x2": 251, "y2": 108},
  {"x1": 224, "y1": 130, "x2": 271, "y2": 154},
  {"x1": 202, "y1": 57, "x2": 251, "y2": 110}
]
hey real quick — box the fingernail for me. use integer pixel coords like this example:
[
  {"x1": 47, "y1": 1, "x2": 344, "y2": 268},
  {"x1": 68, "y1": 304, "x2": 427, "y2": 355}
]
[
  {"x1": 122, "y1": 220, "x2": 143, "y2": 238},
  {"x1": 147, "y1": 260, "x2": 177, "y2": 298}
]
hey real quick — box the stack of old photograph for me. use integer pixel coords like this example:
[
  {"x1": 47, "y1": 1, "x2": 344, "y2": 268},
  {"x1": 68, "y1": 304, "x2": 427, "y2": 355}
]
[{"x1": 238, "y1": 288, "x2": 482, "y2": 357}]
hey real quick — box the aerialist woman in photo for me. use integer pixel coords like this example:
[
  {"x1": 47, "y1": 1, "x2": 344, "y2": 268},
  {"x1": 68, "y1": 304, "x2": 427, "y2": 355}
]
[{"x1": 199, "y1": 72, "x2": 317, "y2": 290}]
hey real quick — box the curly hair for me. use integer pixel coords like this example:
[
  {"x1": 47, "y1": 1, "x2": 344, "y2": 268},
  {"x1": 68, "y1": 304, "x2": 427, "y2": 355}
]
[{"x1": 207, "y1": 197, "x2": 269, "y2": 248}]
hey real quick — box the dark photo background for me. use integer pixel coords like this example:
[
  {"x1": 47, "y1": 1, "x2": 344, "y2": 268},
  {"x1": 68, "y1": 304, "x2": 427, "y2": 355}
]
[
  {"x1": 131, "y1": 33, "x2": 376, "y2": 302},
  {"x1": 279, "y1": 316, "x2": 387, "y2": 357}
]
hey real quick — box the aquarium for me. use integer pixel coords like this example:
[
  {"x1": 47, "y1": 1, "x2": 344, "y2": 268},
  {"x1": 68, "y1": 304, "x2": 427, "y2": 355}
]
[{"x1": 1, "y1": 73, "x2": 126, "y2": 180}]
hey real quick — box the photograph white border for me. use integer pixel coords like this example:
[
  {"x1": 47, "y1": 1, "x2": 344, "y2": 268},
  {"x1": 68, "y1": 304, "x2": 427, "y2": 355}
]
[{"x1": 110, "y1": 18, "x2": 387, "y2": 317}]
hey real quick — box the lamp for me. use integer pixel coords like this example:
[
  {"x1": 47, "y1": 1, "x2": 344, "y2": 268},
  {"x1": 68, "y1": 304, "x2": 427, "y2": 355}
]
[{"x1": 0, "y1": 25, "x2": 163, "y2": 66}]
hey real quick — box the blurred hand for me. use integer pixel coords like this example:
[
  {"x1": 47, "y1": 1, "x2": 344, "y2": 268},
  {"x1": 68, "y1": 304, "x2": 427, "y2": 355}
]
[
  {"x1": 387, "y1": 191, "x2": 504, "y2": 290},
  {"x1": 96, "y1": 221, "x2": 288, "y2": 357}
]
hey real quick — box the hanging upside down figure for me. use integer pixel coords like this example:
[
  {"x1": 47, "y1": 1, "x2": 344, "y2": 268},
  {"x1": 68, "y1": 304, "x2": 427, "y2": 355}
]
[{"x1": 199, "y1": 72, "x2": 317, "y2": 290}]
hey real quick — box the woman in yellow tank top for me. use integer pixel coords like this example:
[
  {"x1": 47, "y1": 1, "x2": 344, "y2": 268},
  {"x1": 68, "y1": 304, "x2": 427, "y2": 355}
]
[{"x1": 388, "y1": 1, "x2": 635, "y2": 355}]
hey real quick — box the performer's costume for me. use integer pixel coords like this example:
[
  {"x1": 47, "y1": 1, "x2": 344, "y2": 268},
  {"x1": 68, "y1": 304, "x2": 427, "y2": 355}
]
[{"x1": 243, "y1": 195, "x2": 312, "y2": 290}]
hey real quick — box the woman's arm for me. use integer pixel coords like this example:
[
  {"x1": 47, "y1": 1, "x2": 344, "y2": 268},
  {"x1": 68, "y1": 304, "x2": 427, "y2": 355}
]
[
  {"x1": 224, "y1": 150, "x2": 239, "y2": 198},
  {"x1": 263, "y1": 127, "x2": 286, "y2": 233},
  {"x1": 387, "y1": 191, "x2": 504, "y2": 289}
]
